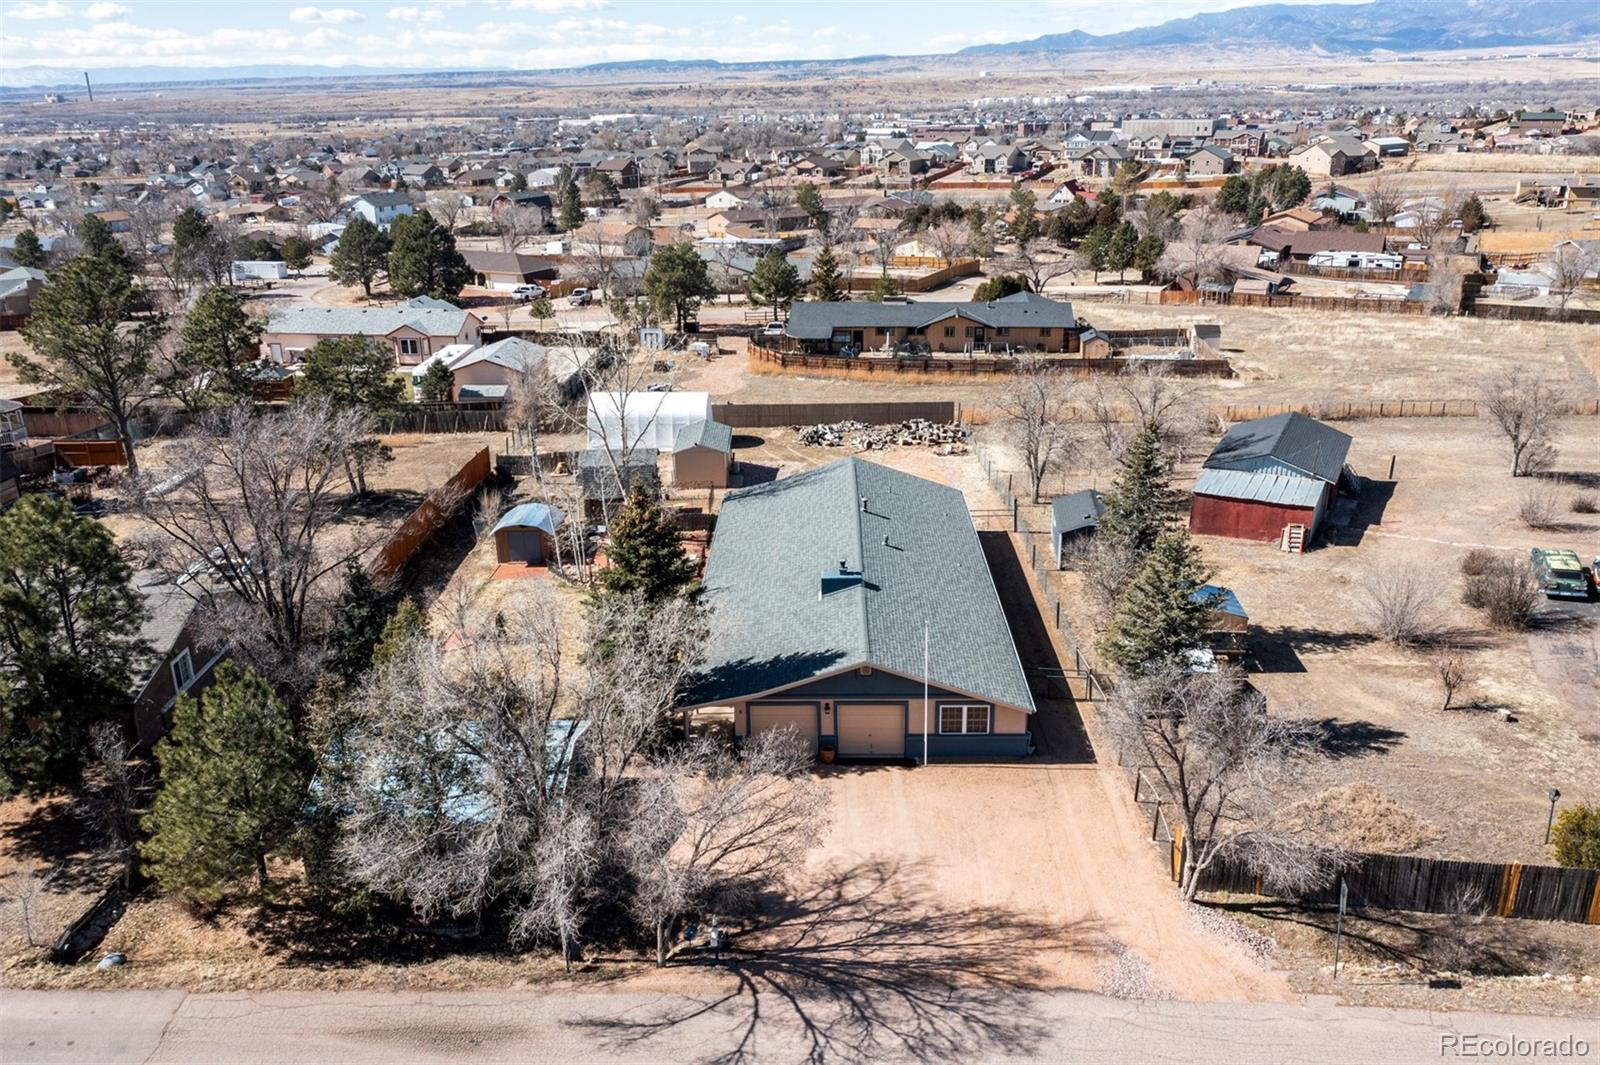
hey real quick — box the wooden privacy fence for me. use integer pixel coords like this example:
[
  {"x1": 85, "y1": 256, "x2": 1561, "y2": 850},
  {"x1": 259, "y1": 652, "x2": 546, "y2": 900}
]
[
  {"x1": 52, "y1": 439, "x2": 126, "y2": 466},
  {"x1": 1184, "y1": 841, "x2": 1600, "y2": 925},
  {"x1": 1470, "y1": 302, "x2": 1600, "y2": 325},
  {"x1": 1217, "y1": 398, "x2": 1600, "y2": 421},
  {"x1": 710, "y1": 400, "x2": 957, "y2": 427},
  {"x1": 1159, "y1": 289, "x2": 1434, "y2": 316},
  {"x1": 22, "y1": 407, "x2": 113, "y2": 438},
  {"x1": 368, "y1": 447, "x2": 492, "y2": 583},
  {"x1": 379, "y1": 406, "x2": 507, "y2": 434},
  {"x1": 750, "y1": 345, "x2": 1233, "y2": 379}
]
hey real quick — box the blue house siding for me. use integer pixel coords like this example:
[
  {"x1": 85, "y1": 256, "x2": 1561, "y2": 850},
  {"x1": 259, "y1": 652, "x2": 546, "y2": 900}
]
[{"x1": 921, "y1": 731, "x2": 1032, "y2": 758}]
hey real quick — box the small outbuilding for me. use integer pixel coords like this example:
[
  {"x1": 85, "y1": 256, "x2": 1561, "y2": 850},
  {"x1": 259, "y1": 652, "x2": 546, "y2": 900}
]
[
  {"x1": 671, "y1": 418, "x2": 733, "y2": 489},
  {"x1": 577, "y1": 448, "x2": 661, "y2": 520},
  {"x1": 1049, "y1": 489, "x2": 1104, "y2": 567},
  {"x1": 1193, "y1": 584, "x2": 1248, "y2": 662},
  {"x1": 1189, "y1": 412, "x2": 1351, "y2": 548},
  {"x1": 492, "y1": 502, "x2": 564, "y2": 565}
]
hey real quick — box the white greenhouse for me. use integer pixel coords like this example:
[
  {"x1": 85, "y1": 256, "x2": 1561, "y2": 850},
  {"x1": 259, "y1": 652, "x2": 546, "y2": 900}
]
[{"x1": 586, "y1": 391, "x2": 712, "y2": 451}]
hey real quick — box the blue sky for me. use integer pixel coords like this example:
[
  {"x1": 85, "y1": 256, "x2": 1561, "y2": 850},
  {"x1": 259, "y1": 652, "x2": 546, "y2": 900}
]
[{"x1": 2, "y1": 0, "x2": 1366, "y2": 73}]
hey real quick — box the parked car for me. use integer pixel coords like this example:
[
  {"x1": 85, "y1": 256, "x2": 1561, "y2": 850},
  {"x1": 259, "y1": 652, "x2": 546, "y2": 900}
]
[
  {"x1": 760, "y1": 321, "x2": 786, "y2": 337},
  {"x1": 1530, "y1": 548, "x2": 1592, "y2": 600},
  {"x1": 511, "y1": 284, "x2": 545, "y2": 301},
  {"x1": 566, "y1": 288, "x2": 592, "y2": 307}
]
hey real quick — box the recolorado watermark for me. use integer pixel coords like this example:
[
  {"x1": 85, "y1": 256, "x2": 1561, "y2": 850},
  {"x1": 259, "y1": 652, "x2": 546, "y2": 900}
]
[{"x1": 1441, "y1": 1034, "x2": 1591, "y2": 1058}]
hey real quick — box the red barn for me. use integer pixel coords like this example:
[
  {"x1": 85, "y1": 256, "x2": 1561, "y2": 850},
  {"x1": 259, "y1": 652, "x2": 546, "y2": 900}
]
[{"x1": 1189, "y1": 412, "x2": 1351, "y2": 548}]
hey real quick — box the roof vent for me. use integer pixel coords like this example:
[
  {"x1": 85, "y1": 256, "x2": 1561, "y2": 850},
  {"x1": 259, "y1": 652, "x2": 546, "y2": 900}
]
[
  {"x1": 820, "y1": 566, "x2": 863, "y2": 598},
  {"x1": 860, "y1": 497, "x2": 868, "y2": 512},
  {"x1": 882, "y1": 534, "x2": 890, "y2": 547}
]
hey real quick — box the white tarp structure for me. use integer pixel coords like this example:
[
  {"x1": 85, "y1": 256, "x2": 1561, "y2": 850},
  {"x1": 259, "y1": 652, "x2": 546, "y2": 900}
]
[{"x1": 586, "y1": 391, "x2": 712, "y2": 451}]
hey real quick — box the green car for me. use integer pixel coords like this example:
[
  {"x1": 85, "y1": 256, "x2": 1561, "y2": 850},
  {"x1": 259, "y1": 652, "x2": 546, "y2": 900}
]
[{"x1": 1530, "y1": 548, "x2": 1592, "y2": 600}]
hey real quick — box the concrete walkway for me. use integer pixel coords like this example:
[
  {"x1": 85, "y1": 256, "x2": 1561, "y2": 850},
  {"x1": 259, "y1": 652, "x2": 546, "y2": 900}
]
[{"x1": 6, "y1": 987, "x2": 1598, "y2": 1064}]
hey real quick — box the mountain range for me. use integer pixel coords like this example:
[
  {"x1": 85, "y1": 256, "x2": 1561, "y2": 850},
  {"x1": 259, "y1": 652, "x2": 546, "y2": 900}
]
[{"x1": 4, "y1": 0, "x2": 1597, "y2": 91}]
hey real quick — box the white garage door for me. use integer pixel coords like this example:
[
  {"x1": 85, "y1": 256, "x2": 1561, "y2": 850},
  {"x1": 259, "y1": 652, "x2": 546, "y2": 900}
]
[
  {"x1": 749, "y1": 703, "x2": 818, "y2": 747},
  {"x1": 836, "y1": 703, "x2": 905, "y2": 758}
]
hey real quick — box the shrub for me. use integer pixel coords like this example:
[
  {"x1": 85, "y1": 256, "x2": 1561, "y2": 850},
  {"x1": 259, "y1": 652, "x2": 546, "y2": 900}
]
[
  {"x1": 1361, "y1": 565, "x2": 1439, "y2": 647},
  {"x1": 1461, "y1": 556, "x2": 1541, "y2": 631},
  {"x1": 1517, "y1": 485, "x2": 1562, "y2": 530},
  {"x1": 1459, "y1": 548, "x2": 1497, "y2": 578},
  {"x1": 1550, "y1": 803, "x2": 1600, "y2": 869},
  {"x1": 1571, "y1": 494, "x2": 1598, "y2": 515}
]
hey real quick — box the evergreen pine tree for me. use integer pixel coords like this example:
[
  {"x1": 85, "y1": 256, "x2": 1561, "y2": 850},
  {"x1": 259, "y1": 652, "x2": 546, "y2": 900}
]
[
  {"x1": 599, "y1": 484, "x2": 697, "y2": 603},
  {"x1": 141, "y1": 664, "x2": 306, "y2": 901},
  {"x1": 1133, "y1": 232, "x2": 1166, "y2": 281},
  {"x1": 1096, "y1": 423, "x2": 1178, "y2": 556},
  {"x1": 419, "y1": 358, "x2": 454, "y2": 402},
  {"x1": 558, "y1": 181, "x2": 583, "y2": 232},
  {"x1": 1102, "y1": 530, "x2": 1217, "y2": 676},
  {"x1": 809, "y1": 244, "x2": 846, "y2": 301},
  {"x1": 1081, "y1": 224, "x2": 1110, "y2": 281},
  {"x1": 386, "y1": 211, "x2": 471, "y2": 301},
  {"x1": 12, "y1": 229, "x2": 45, "y2": 269},
  {"x1": 328, "y1": 216, "x2": 390, "y2": 298},
  {"x1": 746, "y1": 247, "x2": 801, "y2": 315},
  {"x1": 1107, "y1": 220, "x2": 1138, "y2": 282},
  {"x1": 372, "y1": 597, "x2": 427, "y2": 669},
  {"x1": 322, "y1": 565, "x2": 398, "y2": 685}
]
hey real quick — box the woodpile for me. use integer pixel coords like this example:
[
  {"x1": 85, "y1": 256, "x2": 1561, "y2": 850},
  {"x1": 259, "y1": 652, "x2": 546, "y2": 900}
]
[{"x1": 796, "y1": 419, "x2": 971, "y2": 451}]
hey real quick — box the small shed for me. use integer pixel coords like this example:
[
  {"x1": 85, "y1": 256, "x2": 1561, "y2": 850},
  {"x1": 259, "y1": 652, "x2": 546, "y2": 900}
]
[
  {"x1": 577, "y1": 448, "x2": 661, "y2": 520},
  {"x1": 1190, "y1": 412, "x2": 1351, "y2": 546},
  {"x1": 671, "y1": 418, "x2": 733, "y2": 489},
  {"x1": 1193, "y1": 584, "x2": 1248, "y2": 661},
  {"x1": 1050, "y1": 489, "x2": 1104, "y2": 566},
  {"x1": 492, "y1": 502, "x2": 564, "y2": 564}
]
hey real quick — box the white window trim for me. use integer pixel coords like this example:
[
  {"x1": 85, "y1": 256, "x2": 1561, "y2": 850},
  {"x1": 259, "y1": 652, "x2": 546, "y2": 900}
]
[
  {"x1": 937, "y1": 702, "x2": 991, "y2": 735},
  {"x1": 171, "y1": 648, "x2": 195, "y2": 693}
]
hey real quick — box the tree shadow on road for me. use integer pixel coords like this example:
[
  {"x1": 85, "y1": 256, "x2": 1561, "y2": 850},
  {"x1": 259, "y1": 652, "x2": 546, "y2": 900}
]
[{"x1": 570, "y1": 858, "x2": 1100, "y2": 1065}]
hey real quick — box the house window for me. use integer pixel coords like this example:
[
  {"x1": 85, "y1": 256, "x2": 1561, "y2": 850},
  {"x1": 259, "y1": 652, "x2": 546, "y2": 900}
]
[
  {"x1": 1039, "y1": 328, "x2": 1052, "y2": 338},
  {"x1": 398, "y1": 338, "x2": 421, "y2": 357},
  {"x1": 943, "y1": 326, "x2": 955, "y2": 338},
  {"x1": 171, "y1": 648, "x2": 195, "y2": 693},
  {"x1": 997, "y1": 327, "x2": 1010, "y2": 337},
  {"x1": 938, "y1": 703, "x2": 991, "y2": 735}
]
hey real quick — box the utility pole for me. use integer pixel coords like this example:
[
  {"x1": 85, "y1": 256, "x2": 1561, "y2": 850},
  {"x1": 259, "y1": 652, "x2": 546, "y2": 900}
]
[{"x1": 83, "y1": 72, "x2": 94, "y2": 102}]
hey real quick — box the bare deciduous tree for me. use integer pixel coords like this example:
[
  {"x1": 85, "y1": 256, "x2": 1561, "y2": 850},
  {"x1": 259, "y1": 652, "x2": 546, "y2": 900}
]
[
  {"x1": 1116, "y1": 364, "x2": 1207, "y2": 463},
  {"x1": 1159, "y1": 203, "x2": 1229, "y2": 285},
  {"x1": 1423, "y1": 254, "x2": 1469, "y2": 315},
  {"x1": 1547, "y1": 243, "x2": 1597, "y2": 312},
  {"x1": 625, "y1": 729, "x2": 829, "y2": 966},
  {"x1": 994, "y1": 356, "x2": 1078, "y2": 502},
  {"x1": 1480, "y1": 366, "x2": 1562, "y2": 476},
  {"x1": 922, "y1": 219, "x2": 971, "y2": 267},
  {"x1": 1103, "y1": 662, "x2": 1345, "y2": 901},
  {"x1": 496, "y1": 205, "x2": 542, "y2": 253},
  {"x1": 1000, "y1": 243, "x2": 1081, "y2": 296},
  {"x1": 1434, "y1": 649, "x2": 1472, "y2": 711},
  {"x1": 126, "y1": 401, "x2": 378, "y2": 688},
  {"x1": 425, "y1": 193, "x2": 466, "y2": 235},
  {"x1": 1363, "y1": 172, "x2": 1404, "y2": 228},
  {"x1": 1361, "y1": 564, "x2": 1440, "y2": 647}
]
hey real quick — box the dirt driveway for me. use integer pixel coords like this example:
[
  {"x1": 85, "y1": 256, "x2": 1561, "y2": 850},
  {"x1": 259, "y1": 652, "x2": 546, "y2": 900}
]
[{"x1": 795, "y1": 530, "x2": 1288, "y2": 1004}]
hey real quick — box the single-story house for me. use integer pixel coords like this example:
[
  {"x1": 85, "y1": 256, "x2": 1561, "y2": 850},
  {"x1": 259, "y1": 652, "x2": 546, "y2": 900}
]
[
  {"x1": 671, "y1": 418, "x2": 733, "y2": 488},
  {"x1": 447, "y1": 336, "x2": 588, "y2": 402},
  {"x1": 576, "y1": 448, "x2": 661, "y2": 519},
  {"x1": 261, "y1": 297, "x2": 483, "y2": 367},
  {"x1": 1049, "y1": 489, "x2": 1104, "y2": 566},
  {"x1": 680, "y1": 457, "x2": 1036, "y2": 760},
  {"x1": 0, "y1": 266, "x2": 47, "y2": 328},
  {"x1": 784, "y1": 292, "x2": 1082, "y2": 355},
  {"x1": 492, "y1": 503, "x2": 564, "y2": 565},
  {"x1": 461, "y1": 249, "x2": 559, "y2": 291},
  {"x1": 704, "y1": 188, "x2": 754, "y2": 211},
  {"x1": 1189, "y1": 412, "x2": 1352, "y2": 547}
]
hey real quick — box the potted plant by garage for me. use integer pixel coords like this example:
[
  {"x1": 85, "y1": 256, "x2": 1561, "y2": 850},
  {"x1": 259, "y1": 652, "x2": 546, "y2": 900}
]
[{"x1": 819, "y1": 742, "x2": 836, "y2": 764}]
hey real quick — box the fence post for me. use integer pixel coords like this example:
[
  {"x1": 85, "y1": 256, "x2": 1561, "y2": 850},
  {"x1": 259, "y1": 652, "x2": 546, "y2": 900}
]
[
  {"x1": 1151, "y1": 800, "x2": 1161, "y2": 842},
  {"x1": 1012, "y1": 498, "x2": 1018, "y2": 532}
]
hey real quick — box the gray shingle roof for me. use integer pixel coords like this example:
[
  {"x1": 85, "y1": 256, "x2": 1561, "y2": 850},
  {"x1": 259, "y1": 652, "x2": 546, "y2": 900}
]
[
  {"x1": 266, "y1": 299, "x2": 473, "y2": 339},
  {"x1": 684, "y1": 457, "x2": 1034, "y2": 713},
  {"x1": 672, "y1": 419, "x2": 732, "y2": 454},
  {"x1": 1204, "y1": 412, "x2": 1351, "y2": 485},
  {"x1": 1051, "y1": 489, "x2": 1104, "y2": 536},
  {"x1": 786, "y1": 291, "x2": 1076, "y2": 341}
]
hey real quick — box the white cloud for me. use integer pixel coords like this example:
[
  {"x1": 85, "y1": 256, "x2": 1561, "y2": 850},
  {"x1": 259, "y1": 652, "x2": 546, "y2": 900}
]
[
  {"x1": 387, "y1": 5, "x2": 443, "y2": 22},
  {"x1": 84, "y1": 2, "x2": 130, "y2": 19},
  {"x1": 8, "y1": 0, "x2": 70, "y2": 19},
  {"x1": 499, "y1": 0, "x2": 607, "y2": 11},
  {"x1": 288, "y1": 6, "x2": 365, "y2": 23}
]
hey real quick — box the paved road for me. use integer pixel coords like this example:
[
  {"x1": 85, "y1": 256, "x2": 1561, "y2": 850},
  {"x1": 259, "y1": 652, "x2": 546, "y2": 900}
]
[{"x1": 6, "y1": 987, "x2": 1599, "y2": 1064}]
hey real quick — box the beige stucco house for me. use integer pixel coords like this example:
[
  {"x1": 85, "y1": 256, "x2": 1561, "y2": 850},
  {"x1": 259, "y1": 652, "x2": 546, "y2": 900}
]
[{"x1": 261, "y1": 297, "x2": 483, "y2": 367}]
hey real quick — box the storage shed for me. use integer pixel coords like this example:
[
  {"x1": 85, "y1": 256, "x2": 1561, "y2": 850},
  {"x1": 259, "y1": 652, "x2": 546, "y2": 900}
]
[
  {"x1": 576, "y1": 448, "x2": 661, "y2": 520},
  {"x1": 1189, "y1": 412, "x2": 1351, "y2": 546},
  {"x1": 671, "y1": 418, "x2": 733, "y2": 488},
  {"x1": 1049, "y1": 489, "x2": 1104, "y2": 566},
  {"x1": 1193, "y1": 584, "x2": 1248, "y2": 661},
  {"x1": 492, "y1": 503, "x2": 564, "y2": 564}
]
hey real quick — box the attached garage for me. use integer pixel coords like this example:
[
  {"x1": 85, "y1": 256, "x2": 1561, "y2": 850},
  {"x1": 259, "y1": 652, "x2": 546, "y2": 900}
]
[
  {"x1": 749, "y1": 703, "x2": 818, "y2": 747},
  {"x1": 836, "y1": 703, "x2": 905, "y2": 758}
]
